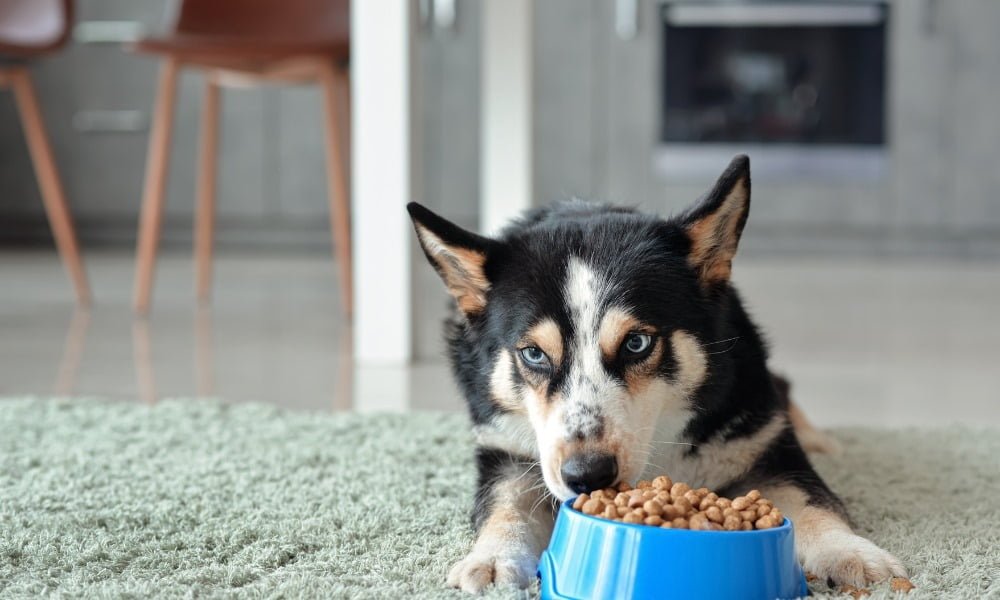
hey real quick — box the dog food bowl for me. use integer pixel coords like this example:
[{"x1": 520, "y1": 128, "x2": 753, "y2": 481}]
[{"x1": 538, "y1": 499, "x2": 808, "y2": 600}]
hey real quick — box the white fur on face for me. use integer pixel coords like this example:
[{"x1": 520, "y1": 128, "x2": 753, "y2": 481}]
[{"x1": 526, "y1": 258, "x2": 710, "y2": 500}]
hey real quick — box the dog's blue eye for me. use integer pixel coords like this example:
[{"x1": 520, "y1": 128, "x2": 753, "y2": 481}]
[
  {"x1": 520, "y1": 346, "x2": 549, "y2": 366},
  {"x1": 623, "y1": 333, "x2": 652, "y2": 355}
]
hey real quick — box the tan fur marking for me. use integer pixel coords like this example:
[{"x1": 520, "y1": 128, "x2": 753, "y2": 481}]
[
  {"x1": 789, "y1": 400, "x2": 843, "y2": 455},
  {"x1": 523, "y1": 319, "x2": 563, "y2": 368},
  {"x1": 415, "y1": 226, "x2": 490, "y2": 314},
  {"x1": 489, "y1": 350, "x2": 522, "y2": 412},
  {"x1": 598, "y1": 308, "x2": 641, "y2": 361},
  {"x1": 624, "y1": 339, "x2": 664, "y2": 397},
  {"x1": 686, "y1": 177, "x2": 748, "y2": 285}
]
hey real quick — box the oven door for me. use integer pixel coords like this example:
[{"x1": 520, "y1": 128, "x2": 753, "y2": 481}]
[{"x1": 655, "y1": 1, "x2": 888, "y2": 181}]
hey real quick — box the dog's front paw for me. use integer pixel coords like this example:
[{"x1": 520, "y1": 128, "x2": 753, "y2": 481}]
[
  {"x1": 447, "y1": 550, "x2": 537, "y2": 594},
  {"x1": 802, "y1": 533, "x2": 907, "y2": 588}
]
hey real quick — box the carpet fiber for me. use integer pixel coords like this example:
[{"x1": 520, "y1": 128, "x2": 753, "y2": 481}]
[{"x1": 1, "y1": 398, "x2": 997, "y2": 598}]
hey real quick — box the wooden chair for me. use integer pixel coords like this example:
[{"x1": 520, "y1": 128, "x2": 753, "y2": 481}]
[
  {"x1": 0, "y1": 0, "x2": 89, "y2": 304},
  {"x1": 130, "y1": 0, "x2": 352, "y2": 314}
]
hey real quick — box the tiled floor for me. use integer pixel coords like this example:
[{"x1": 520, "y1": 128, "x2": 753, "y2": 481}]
[{"x1": 1, "y1": 249, "x2": 998, "y2": 428}]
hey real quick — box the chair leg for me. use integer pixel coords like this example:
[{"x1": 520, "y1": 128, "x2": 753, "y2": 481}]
[
  {"x1": 133, "y1": 59, "x2": 180, "y2": 314},
  {"x1": 9, "y1": 67, "x2": 90, "y2": 305},
  {"x1": 319, "y1": 63, "x2": 353, "y2": 316},
  {"x1": 195, "y1": 78, "x2": 220, "y2": 303}
]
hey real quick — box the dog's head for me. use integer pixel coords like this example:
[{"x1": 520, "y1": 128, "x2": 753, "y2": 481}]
[{"x1": 408, "y1": 156, "x2": 751, "y2": 500}]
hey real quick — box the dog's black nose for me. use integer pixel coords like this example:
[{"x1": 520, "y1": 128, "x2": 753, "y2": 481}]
[{"x1": 561, "y1": 452, "x2": 618, "y2": 494}]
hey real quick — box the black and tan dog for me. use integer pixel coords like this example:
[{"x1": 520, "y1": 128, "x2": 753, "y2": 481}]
[{"x1": 408, "y1": 155, "x2": 906, "y2": 594}]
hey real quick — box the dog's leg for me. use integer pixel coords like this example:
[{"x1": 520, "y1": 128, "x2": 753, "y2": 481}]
[
  {"x1": 448, "y1": 448, "x2": 554, "y2": 594},
  {"x1": 762, "y1": 483, "x2": 907, "y2": 588},
  {"x1": 771, "y1": 372, "x2": 842, "y2": 454}
]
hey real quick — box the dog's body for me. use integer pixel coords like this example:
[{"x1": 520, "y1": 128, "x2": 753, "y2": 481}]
[{"x1": 408, "y1": 156, "x2": 905, "y2": 594}]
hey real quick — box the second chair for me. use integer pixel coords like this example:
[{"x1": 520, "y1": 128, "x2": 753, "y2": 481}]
[{"x1": 130, "y1": 0, "x2": 352, "y2": 315}]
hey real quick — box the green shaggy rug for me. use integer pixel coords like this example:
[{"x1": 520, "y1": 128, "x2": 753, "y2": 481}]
[{"x1": 0, "y1": 398, "x2": 997, "y2": 599}]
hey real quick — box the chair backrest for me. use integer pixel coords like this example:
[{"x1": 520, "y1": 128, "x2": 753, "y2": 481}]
[
  {"x1": 174, "y1": 0, "x2": 349, "y2": 42},
  {"x1": 0, "y1": 0, "x2": 73, "y2": 56}
]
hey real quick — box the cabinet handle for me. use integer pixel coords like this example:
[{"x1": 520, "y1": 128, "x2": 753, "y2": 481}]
[{"x1": 616, "y1": 0, "x2": 639, "y2": 40}]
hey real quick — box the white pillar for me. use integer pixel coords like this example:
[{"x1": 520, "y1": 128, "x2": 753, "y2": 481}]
[
  {"x1": 352, "y1": 0, "x2": 414, "y2": 366},
  {"x1": 480, "y1": 0, "x2": 534, "y2": 235}
]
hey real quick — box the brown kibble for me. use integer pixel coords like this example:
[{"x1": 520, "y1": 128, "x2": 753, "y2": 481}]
[
  {"x1": 573, "y1": 494, "x2": 589, "y2": 510},
  {"x1": 746, "y1": 490, "x2": 761, "y2": 502},
  {"x1": 670, "y1": 482, "x2": 691, "y2": 497},
  {"x1": 655, "y1": 491, "x2": 671, "y2": 503},
  {"x1": 615, "y1": 495, "x2": 628, "y2": 508},
  {"x1": 622, "y1": 512, "x2": 644, "y2": 524},
  {"x1": 716, "y1": 498, "x2": 732, "y2": 509},
  {"x1": 755, "y1": 515, "x2": 779, "y2": 529},
  {"x1": 637, "y1": 480, "x2": 652, "y2": 489},
  {"x1": 582, "y1": 498, "x2": 603, "y2": 514},
  {"x1": 603, "y1": 505, "x2": 618, "y2": 519},
  {"x1": 661, "y1": 504, "x2": 680, "y2": 520},
  {"x1": 722, "y1": 507, "x2": 738, "y2": 518},
  {"x1": 628, "y1": 494, "x2": 646, "y2": 509},
  {"x1": 673, "y1": 497, "x2": 693, "y2": 514},
  {"x1": 890, "y1": 578, "x2": 915, "y2": 593},
  {"x1": 660, "y1": 521, "x2": 674, "y2": 529},
  {"x1": 757, "y1": 504, "x2": 773, "y2": 518},
  {"x1": 706, "y1": 506, "x2": 724, "y2": 524},
  {"x1": 652, "y1": 475, "x2": 672, "y2": 490},
  {"x1": 617, "y1": 481, "x2": 632, "y2": 493},
  {"x1": 770, "y1": 508, "x2": 784, "y2": 524},
  {"x1": 723, "y1": 515, "x2": 742, "y2": 530},
  {"x1": 632, "y1": 508, "x2": 647, "y2": 520},
  {"x1": 643, "y1": 500, "x2": 664, "y2": 516},
  {"x1": 740, "y1": 509, "x2": 757, "y2": 521},
  {"x1": 698, "y1": 496, "x2": 715, "y2": 511},
  {"x1": 672, "y1": 517, "x2": 688, "y2": 529},
  {"x1": 740, "y1": 521, "x2": 753, "y2": 531},
  {"x1": 683, "y1": 490, "x2": 702, "y2": 507},
  {"x1": 689, "y1": 512, "x2": 709, "y2": 529},
  {"x1": 617, "y1": 506, "x2": 629, "y2": 517},
  {"x1": 644, "y1": 515, "x2": 664, "y2": 526},
  {"x1": 732, "y1": 496, "x2": 751, "y2": 510}
]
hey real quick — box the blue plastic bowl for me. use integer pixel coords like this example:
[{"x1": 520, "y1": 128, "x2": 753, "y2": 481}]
[{"x1": 538, "y1": 499, "x2": 808, "y2": 600}]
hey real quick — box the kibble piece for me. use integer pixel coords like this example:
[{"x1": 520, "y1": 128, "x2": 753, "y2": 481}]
[
  {"x1": 722, "y1": 507, "x2": 738, "y2": 518},
  {"x1": 746, "y1": 489, "x2": 761, "y2": 502},
  {"x1": 661, "y1": 504, "x2": 680, "y2": 520},
  {"x1": 617, "y1": 481, "x2": 632, "y2": 493},
  {"x1": 671, "y1": 517, "x2": 688, "y2": 529},
  {"x1": 723, "y1": 515, "x2": 742, "y2": 531},
  {"x1": 622, "y1": 512, "x2": 644, "y2": 524},
  {"x1": 673, "y1": 497, "x2": 693, "y2": 514},
  {"x1": 740, "y1": 521, "x2": 753, "y2": 531},
  {"x1": 652, "y1": 475, "x2": 672, "y2": 490},
  {"x1": 890, "y1": 578, "x2": 915, "y2": 593},
  {"x1": 617, "y1": 506, "x2": 629, "y2": 517},
  {"x1": 731, "y1": 496, "x2": 750, "y2": 510},
  {"x1": 698, "y1": 496, "x2": 715, "y2": 511},
  {"x1": 770, "y1": 508, "x2": 784, "y2": 524},
  {"x1": 670, "y1": 482, "x2": 691, "y2": 498},
  {"x1": 659, "y1": 521, "x2": 674, "y2": 529},
  {"x1": 628, "y1": 494, "x2": 646, "y2": 509},
  {"x1": 740, "y1": 509, "x2": 757, "y2": 521},
  {"x1": 602, "y1": 505, "x2": 618, "y2": 520},
  {"x1": 637, "y1": 480, "x2": 652, "y2": 489},
  {"x1": 582, "y1": 498, "x2": 603, "y2": 514},
  {"x1": 705, "y1": 506, "x2": 724, "y2": 524},
  {"x1": 643, "y1": 499, "x2": 664, "y2": 516},
  {"x1": 689, "y1": 512, "x2": 709, "y2": 530},
  {"x1": 757, "y1": 503, "x2": 773, "y2": 518},
  {"x1": 573, "y1": 494, "x2": 590, "y2": 510},
  {"x1": 644, "y1": 515, "x2": 664, "y2": 526},
  {"x1": 716, "y1": 498, "x2": 732, "y2": 509},
  {"x1": 755, "y1": 515, "x2": 780, "y2": 529}
]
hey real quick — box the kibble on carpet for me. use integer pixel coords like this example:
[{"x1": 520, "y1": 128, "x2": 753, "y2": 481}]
[{"x1": 0, "y1": 398, "x2": 997, "y2": 599}]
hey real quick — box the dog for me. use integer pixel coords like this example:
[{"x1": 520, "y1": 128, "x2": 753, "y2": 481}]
[{"x1": 407, "y1": 155, "x2": 906, "y2": 594}]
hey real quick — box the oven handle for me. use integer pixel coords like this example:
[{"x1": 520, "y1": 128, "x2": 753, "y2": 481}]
[{"x1": 662, "y1": 3, "x2": 885, "y2": 27}]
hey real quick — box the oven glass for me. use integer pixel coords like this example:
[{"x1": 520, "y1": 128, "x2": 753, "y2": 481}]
[{"x1": 661, "y1": 5, "x2": 887, "y2": 146}]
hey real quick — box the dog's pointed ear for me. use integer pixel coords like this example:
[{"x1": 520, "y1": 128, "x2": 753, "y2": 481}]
[
  {"x1": 407, "y1": 202, "x2": 497, "y2": 316},
  {"x1": 682, "y1": 155, "x2": 751, "y2": 287}
]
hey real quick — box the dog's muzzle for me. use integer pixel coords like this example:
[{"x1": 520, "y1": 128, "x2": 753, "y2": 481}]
[{"x1": 561, "y1": 451, "x2": 618, "y2": 494}]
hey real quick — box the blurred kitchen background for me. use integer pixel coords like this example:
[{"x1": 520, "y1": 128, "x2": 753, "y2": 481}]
[{"x1": 1, "y1": 0, "x2": 997, "y2": 426}]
